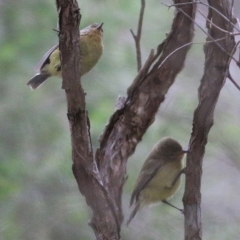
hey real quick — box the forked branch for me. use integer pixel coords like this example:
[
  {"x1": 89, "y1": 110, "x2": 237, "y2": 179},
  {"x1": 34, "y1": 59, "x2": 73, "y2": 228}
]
[{"x1": 130, "y1": 0, "x2": 146, "y2": 71}]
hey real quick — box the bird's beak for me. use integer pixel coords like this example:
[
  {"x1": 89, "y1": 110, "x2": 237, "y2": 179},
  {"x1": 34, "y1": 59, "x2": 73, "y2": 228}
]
[{"x1": 97, "y1": 22, "x2": 104, "y2": 30}]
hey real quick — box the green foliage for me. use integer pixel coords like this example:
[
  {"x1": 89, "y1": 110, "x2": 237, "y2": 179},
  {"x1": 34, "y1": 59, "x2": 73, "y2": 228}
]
[{"x1": 1, "y1": 0, "x2": 240, "y2": 239}]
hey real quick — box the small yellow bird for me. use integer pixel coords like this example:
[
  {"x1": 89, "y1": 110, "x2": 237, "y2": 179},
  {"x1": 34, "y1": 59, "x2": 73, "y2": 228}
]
[
  {"x1": 127, "y1": 137, "x2": 187, "y2": 225},
  {"x1": 27, "y1": 23, "x2": 104, "y2": 90}
]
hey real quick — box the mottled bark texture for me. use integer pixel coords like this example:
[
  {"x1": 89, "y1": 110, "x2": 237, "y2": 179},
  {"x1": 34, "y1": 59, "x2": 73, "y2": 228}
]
[
  {"x1": 56, "y1": 0, "x2": 196, "y2": 239},
  {"x1": 95, "y1": 0, "x2": 195, "y2": 238},
  {"x1": 56, "y1": 1, "x2": 120, "y2": 239},
  {"x1": 183, "y1": 1, "x2": 236, "y2": 240}
]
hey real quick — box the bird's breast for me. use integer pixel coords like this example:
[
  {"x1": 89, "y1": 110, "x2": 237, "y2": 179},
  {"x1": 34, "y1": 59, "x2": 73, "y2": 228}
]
[
  {"x1": 141, "y1": 160, "x2": 184, "y2": 204},
  {"x1": 80, "y1": 34, "x2": 103, "y2": 75}
]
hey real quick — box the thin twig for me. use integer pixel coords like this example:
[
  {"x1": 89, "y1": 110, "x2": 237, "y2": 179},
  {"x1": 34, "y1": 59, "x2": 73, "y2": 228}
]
[
  {"x1": 127, "y1": 41, "x2": 165, "y2": 96},
  {"x1": 162, "y1": 1, "x2": 239, "y2": 63},
  {"x1": 176, "y1": 5, "x2": 239, "y2": 64},
  {"x1": 198, "y1": 9, "x2": 240, "y2": 36},
  {"x1": 130, "y1": 36, "x2": 237, "y2": 97},
  {"x1": 198, "y1": 9, "x2": 229, "y2": 34},
  {"x1": 228, "y1": 72, "x2": 240, "y2": 91},
  {"x1": 156, "y1": 37, "x2": 228, "y2": 71},
  {"x1": 239, "y1": 42, "x2": 240, "y2": 68},
  {"x1": 52, "y1": 28, "x2": 60, "y2": 33},
  {"x1": 130, "y1": 0, "x2": 145, "y2": 71},
  {"x1": 161, "y1": 0, "x2": 240, "y2": 33},
  {"x1": 230, "y1": 0, "x2": 235, "y2": 26},
  {"x1": 160, "y1": 1, "x2": 199, "y2": 9},
  {"x1": 198, "y1": 0, "x2": 240, "y2": 33},
  {"x1": 127, "y1": 49, "x2": 155, "y2": 96},
  {"x1": 226, "y1": 40, "x2": 240, "y2": 91}
]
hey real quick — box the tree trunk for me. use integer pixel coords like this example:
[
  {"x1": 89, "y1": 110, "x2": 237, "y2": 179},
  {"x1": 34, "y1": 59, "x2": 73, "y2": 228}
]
[{"x1": 183, "y1": 1, "x2": 236, "y2": 239}]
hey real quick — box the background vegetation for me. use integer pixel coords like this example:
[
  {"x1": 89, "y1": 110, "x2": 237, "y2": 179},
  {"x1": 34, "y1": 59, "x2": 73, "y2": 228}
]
[{"x1": 1, "y1": 0, "x2": 240, "y2": 239}]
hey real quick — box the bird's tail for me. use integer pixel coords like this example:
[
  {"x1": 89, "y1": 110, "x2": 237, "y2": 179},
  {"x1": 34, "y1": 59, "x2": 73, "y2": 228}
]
[
  {"x1": 27, "y1": 73, "x2": 49, "y2": 90},
  {"x1": 126, "y1": 201, "x2": 141, "y2": 226}
]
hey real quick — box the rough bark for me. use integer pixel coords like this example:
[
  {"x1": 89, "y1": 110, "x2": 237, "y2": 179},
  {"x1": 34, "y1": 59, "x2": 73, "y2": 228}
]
[
  {"x1": 56, "y1": 0, "x2": 196, "y2": 239},
  {"x1": 183, "y1": 1, "x2": 236, "y2": 240},
  {"x1": 95, "y1": 0, "x2": 196, "y2": 236},
  {"x1": 56, "y1": 1, "x2": 120, "y2": 239}
]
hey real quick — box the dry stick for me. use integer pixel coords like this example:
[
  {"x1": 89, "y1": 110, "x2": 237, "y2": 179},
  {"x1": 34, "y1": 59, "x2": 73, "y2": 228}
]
[
  {"x1": 162, "y1": 0, "x2": 240, "y2": 33},
  {"x1": 129, "y1": 36, "x2": 233, "y2": 97},
  {"x1": 228, "y1": 72, "x2": 240, "y2": 91},
  {"x1": 229, "y1": 0, "x2": 235, "y2": 28},
  {"x1": 198, "y1": 9, "x2": 240, "y2": 36},
  {"x1": 205, "y1": 0, "x2": 240, "y2": 71},
  {"x1": 239, "y1": 41, "x2": 240, "y2": 66},
  {"x1": 198, "y1": 9, "x2": 230, "y2": 34},
  {"x1": 226, "y1": 40, "x2": 240, "y2": 90},
  {"x1": 127, "y1": 42, "x2": 166, "y2": 97},
  {"x1": 156, "y1": 37, "x2": 227, "y2": 71},
  {"x1": 176, "y1": 4, "x2": 239, "y2": 64},
  {"x1": 198, "y1": 0, "x2": 240, "y2": 32},
  {"x1": 161, "y1": 1, "x2": 239, "y2": 64},
  {"x1": 130, "y1": 0, "x2": 145, "y2": 71},
  {"x1": 163, "y1": 0, "x2": 199, "y2": 9},
  {"x1": 127, "y1": 49, "x2": 155, "y2": 96}
]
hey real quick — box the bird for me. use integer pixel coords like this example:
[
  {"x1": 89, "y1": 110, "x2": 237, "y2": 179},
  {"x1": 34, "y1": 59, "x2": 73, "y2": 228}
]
[
  {"x1": 27, "y1": 23, "x2": 104, "y2": 90},
  {"x1": 127, "y1": 137, "x2": 187, "y2": 225}
]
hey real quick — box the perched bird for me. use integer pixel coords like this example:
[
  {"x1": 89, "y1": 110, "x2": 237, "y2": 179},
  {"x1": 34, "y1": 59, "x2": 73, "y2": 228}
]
[
  {"x1": 27, "y1": 23, "x2": 104, "y2": 90},
  {"x1": 127, "y1": 137, "x2": 187, "y2": 225}
]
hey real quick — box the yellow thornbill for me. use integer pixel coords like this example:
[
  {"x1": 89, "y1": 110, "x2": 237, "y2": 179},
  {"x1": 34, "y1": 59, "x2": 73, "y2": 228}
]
[
  {"x1": 27, "y1": 23, "x2": 104, "y2": 90},
  {"x1": 127, "y1": 137, "x2": 187, "y2": 225}
]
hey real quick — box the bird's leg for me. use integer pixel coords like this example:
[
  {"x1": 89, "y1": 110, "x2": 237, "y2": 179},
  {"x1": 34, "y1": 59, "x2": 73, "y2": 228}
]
[
  {"x1": 164, "y1": 168, "x2": 186, "y2": 191},
  {"x1": 171, "y1": 167, "x2": 186, "y2": 187},
  {"x1": 162, "y1": 200, "x2": 183, "y2": 213}
]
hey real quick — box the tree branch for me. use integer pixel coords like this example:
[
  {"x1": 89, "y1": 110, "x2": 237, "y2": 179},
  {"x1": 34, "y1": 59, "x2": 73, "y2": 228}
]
[
  {"x1": 175, "y1": 2, "x2": 239, "y2": 64},
  {"x1": 227, "y1": 40, "x2": 240, "y2": 90},
  {"x1": 183, "y1": 1, "x2": 236, "y2": 240},
  {"x1": 130, "y1": 0, "x2": 146, "y2": 71},
  {"x1": 96, "y1": 0, "x2": 196, "y2": 230},
  {"x1": 56, "y1": 0, "x2": 197, "y2": 239},
  {"x1": 56, "y1": 1, "x2": 120, "y2": 239}
]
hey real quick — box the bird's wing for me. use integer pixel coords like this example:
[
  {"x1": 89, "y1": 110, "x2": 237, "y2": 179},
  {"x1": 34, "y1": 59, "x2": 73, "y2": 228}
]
[
  {"x1": 34, "y1": 44, "x2": 59, "y2": 72},
  {"x1": 79, "y1": 37, "x2": 89, "y2": 56},
  {"x1": 126, "y1": 201, "x2": 141, "y2": 226},
  {"x1": 129, "y1": 157, "x2": 165, "y2": 206}
]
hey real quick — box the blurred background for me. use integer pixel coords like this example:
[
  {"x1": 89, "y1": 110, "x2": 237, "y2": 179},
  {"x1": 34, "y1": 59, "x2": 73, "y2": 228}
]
[{"x1": 1, "y1": 0, "x2": 240, "y2": 239}]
